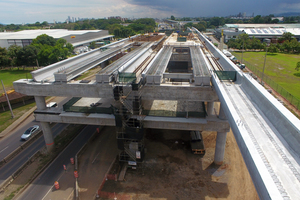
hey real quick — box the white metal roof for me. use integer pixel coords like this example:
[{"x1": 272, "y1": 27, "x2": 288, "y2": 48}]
[
  {"x1": 240, "y1": 28, "x2": 300, "y2": 36},
  {"x1": 225, "y1": 24, "x2": 300, "y2": 29},
  {"x1": 0, "y1": 29, "x2": 104, "y2": 40}
]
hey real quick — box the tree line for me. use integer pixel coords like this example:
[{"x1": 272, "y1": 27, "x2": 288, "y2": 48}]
[
  {"x1": 1, "y1": 18, "x2": 156, "y2": 39},
  {"x1": 51, "y1": 18, "x2": 155, "y2": 38},
  {"x1": 0, "y1": 34, "x2": 74, "y2": 68},
  {"x1": 227, "y1": 32, "x2": 300, "y2": 54},
  {"x1": 172, "y1": 14, "x2": 300, "y2": 30}
]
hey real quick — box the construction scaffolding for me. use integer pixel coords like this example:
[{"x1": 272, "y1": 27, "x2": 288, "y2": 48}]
[{"x1": 113, "y1": 78, "x2": 146, "y2": 167}]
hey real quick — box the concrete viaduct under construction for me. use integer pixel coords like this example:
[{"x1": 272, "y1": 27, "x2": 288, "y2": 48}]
[{"x1": 13, "y1": 28, "x2": 300, "y2": 200}]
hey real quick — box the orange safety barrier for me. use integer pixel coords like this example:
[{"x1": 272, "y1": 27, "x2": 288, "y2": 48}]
[
  {"x1": 74, "y1": 170, "x2": 78, "y2": 178},
  {"x1": 70, "y1": 158, "x2": 74, "y2": 165},
  {"x1": 54, "y1": 181, "x2": 59, "y2": 189}
]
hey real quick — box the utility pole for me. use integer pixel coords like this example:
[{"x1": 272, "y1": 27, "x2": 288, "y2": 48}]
[
  {"x1": 261, "y1": 45, "x2": 269, "y2": 85},
  {"x1": 1, "y1": 80, "x2": 14, "y2": 118},
  {"x1": 241, "y1": 40, "x2": 244, "y2": 64}
]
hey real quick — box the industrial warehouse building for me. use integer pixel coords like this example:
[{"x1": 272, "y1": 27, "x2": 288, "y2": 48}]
[
  {"x1": 215, "y1": 24, "x2": 300, "y2": 42},
  {"x1": 0, "y1": 29, "x2": 113, "y2": 48}
]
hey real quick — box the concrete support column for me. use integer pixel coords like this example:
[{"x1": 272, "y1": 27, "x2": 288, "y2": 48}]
[
  {"x1": 40, "y1": 122, "x2": 55, "y2": 152},
  {"x1": 206, "y1": 102, "x2": 214, "y2": 116},
  {"x1": 219, "y1": 103, "x2": 227, "y2": 120},
  {"x1": 214, "y1": 131, "x2": 227, "y2": 165},
  {"x1": 100, "y1": 61, "x2": 106, "y2": 69},
  {"x1": 34, "y1": 96, "x2": 46, "y2": 110}
]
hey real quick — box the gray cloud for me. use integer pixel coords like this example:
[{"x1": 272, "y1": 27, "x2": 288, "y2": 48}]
[
  {"x1": 124, "y1": 0, "x2": 300, "y2": 17},
  {"x1": 1, "y1": 0, "x2": 300, "y2": 24}
]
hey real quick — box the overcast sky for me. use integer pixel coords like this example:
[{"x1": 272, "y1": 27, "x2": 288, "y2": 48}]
[{"x1": 1, "y1": 0, "x2": 300, "y2": 24}]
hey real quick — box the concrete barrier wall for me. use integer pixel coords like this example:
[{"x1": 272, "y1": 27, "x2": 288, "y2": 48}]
[
  {"x1": 0, "y1": 151, "x2": 41, "y2": 192},
  {"x1": 193, "y1": 28, "x2": 242, "y2": 72},
  {"x1": 211, "y1": 74, "x2": 278, "y2": 200},
  {"x1": 194, "y1": 29, "x2": 300, "y2": 155},
  {"x1": 241, "y1": 74, "x2": 300, "y2": 157}
]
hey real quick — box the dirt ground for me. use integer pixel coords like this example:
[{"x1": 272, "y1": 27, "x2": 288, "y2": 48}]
[{"x1": 100, "y1": 128, "x2": 259, "y2": 200}]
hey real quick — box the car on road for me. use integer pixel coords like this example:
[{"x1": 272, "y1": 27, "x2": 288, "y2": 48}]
[
  {"x1": 21, "y1": 125, "x2": 39, "y2": 141},
  {"x1": 47, "y1": 102, "x2": 57, "y2": 108}
]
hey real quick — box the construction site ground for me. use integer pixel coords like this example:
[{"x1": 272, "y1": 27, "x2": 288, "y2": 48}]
[
  {"x1": 96, "y1": 128, "x2": 259, "y2": 200},
  {"x1": 1, "y1": 125, "x2": 259, "y2": 200}
]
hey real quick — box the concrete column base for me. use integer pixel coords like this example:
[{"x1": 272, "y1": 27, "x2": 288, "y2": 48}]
[
  {"x1": 214, "y1": 131, "x2": 227, "y2": 165},
  {"x1": 219, "y1": 103, "x2": 227, "y2": 120},
  {"x1": 40, "y1": 122, "x2": 55, "y2": 153},
  {"x1": 207, "y1": 102, "x2": 214, "y2": 116},
  {"x1": 100, "y1": 62, "x2": 106, "y2": 69}
]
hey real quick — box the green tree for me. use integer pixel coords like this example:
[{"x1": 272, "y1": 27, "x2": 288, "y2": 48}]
[
  {"x1": 295, "y1": 62, "x2": 300, "y2": 71},
  {"x1": 31, "y1": 35, "x2": 74, "y2": 66},
  {"x1": 280, "y1": 32, "x2": 294, "y2": 42},
  {"x1": 0, "y1": 47, "x2": 10, "y2": 68},
  {"x1": 171, "y1": 15, "x2": 175, "y2": 20},
  {"x1": 271, "y1": 19, "x2": 279, "y2": 23},
  {"x1": 183, "y1": 22, "x2": 193, "y2": 30},
  {"x1": 32, "y1": 34, "x2": 56, "y2": 46},
  {"x1": 41, "y1": 21, "x2": 49, "y2": 26},
  {"x1": 89, "y1": 41, "x2": 96, "y2": 49},
  {"x1": 283, "y1": 40, "x2": 293, "y2": 53},
  {"x1": 16, "y1": 45, "x2": 38, "y2": 67},
  {"x1": 268, "y1": 43, "x2": 278, "y2": 54},
  {"x1": 8, "y1": 45, "x2": 22, "y2": 67},
  {"x1": 194, "y1": 24, "x2": 206, "y2": 32}
]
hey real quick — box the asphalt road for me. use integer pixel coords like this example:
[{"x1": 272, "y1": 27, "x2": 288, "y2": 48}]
[
  {"x1": 15, "y1": 125, "x2": 98, "y2": 200},
  {"x1": 0, "y1": 97, "x2": 70, "y2": 160},
  {"x1": 0, "y1": 96, "x2": 71, "y2": 185},
  {"x1": 0, "y1": 114, "x2": 40, "y2": 160},
  {"x1": 0, "y1": 123, "x2": 68, "y2": 185},
  {"x1": 0, "y1": 96, "x2": 70, "y2": 160}
]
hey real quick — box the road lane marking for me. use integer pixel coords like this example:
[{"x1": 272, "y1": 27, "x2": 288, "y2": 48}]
[
  {"x1": 41, "y1": 171, "x2": 66, "y2": 200},
  {"x1": 0, "y1": 146, "x2": 9, "y2": 154}
]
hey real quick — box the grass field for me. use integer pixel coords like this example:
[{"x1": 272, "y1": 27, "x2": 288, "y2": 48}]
[
  {"x1": 0, "y1": 102, "x2": 36, "y2": 133},
  {"x1": 0, "y1": 69, "x2": 33, "y2": 92},
  {"x1": 233, "y1": 52, "x2": 300, "y2": 100},
  {"x1": 0, "y1": 69, "x2": 35, "y2": 134}
]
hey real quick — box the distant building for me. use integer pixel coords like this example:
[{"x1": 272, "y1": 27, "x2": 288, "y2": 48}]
[
  {"x1": 271, "y1": 17, "x2": 284, "y2": 22},
  {"x1": 108, "y1": 16, "x2": 127, "y2": 22},
  {"x1": 0, "y1": 29, "x2": 114, "y2": 49},
  {"x1": 215, "y1": 24, "x2": 300, "y2": 42}
]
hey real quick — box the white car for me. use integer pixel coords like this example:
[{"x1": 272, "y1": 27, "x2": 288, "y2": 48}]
[{"x1": 21, "y1": 125, "x2": 39, "y2": 141}]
